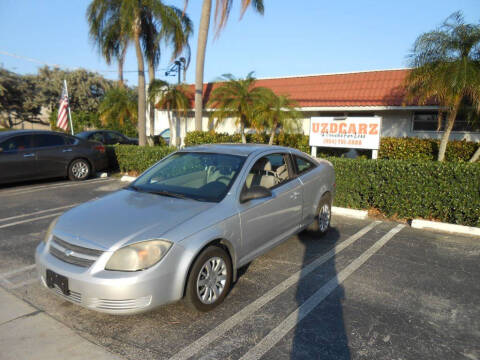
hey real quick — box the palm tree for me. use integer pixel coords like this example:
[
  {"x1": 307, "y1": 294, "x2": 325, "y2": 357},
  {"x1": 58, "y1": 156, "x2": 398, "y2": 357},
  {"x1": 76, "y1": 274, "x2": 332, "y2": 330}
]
[
  {"x1": 99, "y1": 86, "x2": 138, "y2": 129},
  {"x1": 183, "y1": 0, "x2": 264, "y2": 131},
  {"x1": 207, "y1": 72, "x2": 269, "y2": 143},
  {"x1": 87, "y1": 0, "x2": 193, "y2": 147},
  {"x1": 405, "y1": 11, "x2": 480, "y2": 162},
  {"x1": 149, "y1": 80, "x2": 192, "y2": 147},
  {"x1": 253, "y1": 90, "x2": 302, "y2": 145},
  {"x1": 141, "y1": 7, "x2": 193, "y2": 144},
  {"x1": 87, "y1": 0, "x2": 127, "y2": 86}
]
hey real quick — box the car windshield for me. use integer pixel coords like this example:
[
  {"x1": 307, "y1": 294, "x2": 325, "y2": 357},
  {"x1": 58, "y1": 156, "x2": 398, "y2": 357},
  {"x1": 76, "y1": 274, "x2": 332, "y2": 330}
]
[{"x1": 130, "y1": 152, "x2": 246, "y2": 202}]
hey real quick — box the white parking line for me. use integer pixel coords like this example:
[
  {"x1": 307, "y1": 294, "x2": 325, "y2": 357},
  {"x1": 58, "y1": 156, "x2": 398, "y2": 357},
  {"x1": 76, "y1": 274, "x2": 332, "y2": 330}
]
[
  {"x1": 0, "y1": 264, "x2": 36, "y2": 278},
  {"x1": 169, "y1": 221, "x2": 380, "y2": 360},
  {"x1": 0, "y1": 178, "x2": 113, "y2": 196},
  {"x1": 0, "y1": 204, "x2": 78, "y2": 223},
  {"x1": 10, "y1": 278, "x2": 38, "y2": 290},
  {"x1": 239, "y1": 224, "x2": 406, "y2": 360},
  {"x1": 0, "y1": 212, "x2": 64, "y2": 229}
]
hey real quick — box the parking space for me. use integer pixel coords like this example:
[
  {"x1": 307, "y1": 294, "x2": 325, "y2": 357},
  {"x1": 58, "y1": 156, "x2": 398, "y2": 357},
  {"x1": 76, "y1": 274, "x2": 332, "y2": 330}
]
[{"x1": 0, "y1": 179, "x2": 479, "y2": 360}]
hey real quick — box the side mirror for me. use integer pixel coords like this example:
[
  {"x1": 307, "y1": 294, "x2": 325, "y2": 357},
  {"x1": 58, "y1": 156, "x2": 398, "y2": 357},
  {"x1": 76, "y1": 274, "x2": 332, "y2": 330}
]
[
  {"x1": 240, "y1": 186, "x2": 272, "y2": 203},
  {"x1": 0, "y1": 147, "x2": 3, "y2": 153}
]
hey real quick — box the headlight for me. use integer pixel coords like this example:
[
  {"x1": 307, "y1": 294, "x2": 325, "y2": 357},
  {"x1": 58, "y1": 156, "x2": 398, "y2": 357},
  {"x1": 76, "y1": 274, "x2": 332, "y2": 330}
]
[
  {"x1": 105, "y1": 240, "x2": 172, "y2": 271},
  {"x1": 43, "y1": 217, "x2": 59, "y2": 243}
]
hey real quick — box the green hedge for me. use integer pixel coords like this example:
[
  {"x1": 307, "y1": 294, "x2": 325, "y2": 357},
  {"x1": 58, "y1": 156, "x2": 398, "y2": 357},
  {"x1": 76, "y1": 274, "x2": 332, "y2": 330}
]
[
  {"x1": 331, "y1": 158, "x2": 480, "y2": 227},
  {"x1": 108, "y1": 145, "x2": 175, "y2": 173},
  {"x1": 184, "y1": 131, "x2": 310, "y2": 153},
  {"x1": 379, "y1": 137, "x2": 479, "y2": 162},
  {"x1": 184, "y1": 131, "x2": 479, "y2": 161}
]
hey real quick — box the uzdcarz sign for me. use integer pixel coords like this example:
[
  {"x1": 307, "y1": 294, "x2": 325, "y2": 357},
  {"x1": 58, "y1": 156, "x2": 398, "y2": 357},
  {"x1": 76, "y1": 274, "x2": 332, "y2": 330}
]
[{"x1": 309, "y1": 116, "x2": 381, "y2": 150}]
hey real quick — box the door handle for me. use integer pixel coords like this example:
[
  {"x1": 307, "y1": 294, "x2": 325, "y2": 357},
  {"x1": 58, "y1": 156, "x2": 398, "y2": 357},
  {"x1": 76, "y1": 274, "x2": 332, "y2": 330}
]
[
  {"x1": 23, "y1": 153, "x2": 35, "y2": 158},
  {"x1": 62, "y1": 148, "x2": 72, "y2": 152}
]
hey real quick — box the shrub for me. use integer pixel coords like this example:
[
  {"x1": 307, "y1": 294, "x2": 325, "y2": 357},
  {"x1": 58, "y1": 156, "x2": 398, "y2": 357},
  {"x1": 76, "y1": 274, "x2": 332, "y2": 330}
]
[
  {"x1": 330, "y1": 158, "x2": 480, "y2": 227},
  {"x1": 108, "y1": 145, "x2": 176, "y2": 174},
  {"x1": 379, "y1": 137, "x2": 479, "y2": 162},
  {"x1": 184, "y1": 131, "x2": 310, "y2": 153}
]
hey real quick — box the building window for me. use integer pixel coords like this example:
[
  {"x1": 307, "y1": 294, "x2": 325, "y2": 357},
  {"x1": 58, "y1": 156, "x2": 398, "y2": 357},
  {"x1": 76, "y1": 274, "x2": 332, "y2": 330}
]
[{"x1": 413, "y1": 112, "x2": 480, "y2": 132}]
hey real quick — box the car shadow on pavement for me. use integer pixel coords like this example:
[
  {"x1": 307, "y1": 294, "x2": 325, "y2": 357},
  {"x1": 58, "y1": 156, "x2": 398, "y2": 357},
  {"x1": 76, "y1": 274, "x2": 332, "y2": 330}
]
[{"x1": 291, "y1": 226, "x2": 351, "y2": 360}]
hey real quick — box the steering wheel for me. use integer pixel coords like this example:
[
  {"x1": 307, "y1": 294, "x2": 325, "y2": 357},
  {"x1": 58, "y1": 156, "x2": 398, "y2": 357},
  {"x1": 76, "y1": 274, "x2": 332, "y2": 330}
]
[{"x1": 213, "y1": 176, "x2": 231, "y2": 185}]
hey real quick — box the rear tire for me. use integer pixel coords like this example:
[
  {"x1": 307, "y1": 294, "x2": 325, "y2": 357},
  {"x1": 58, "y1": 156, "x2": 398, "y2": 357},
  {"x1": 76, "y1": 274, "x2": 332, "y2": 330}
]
[
  {"x1": 308, "y1": 192, "x2": 332, "y2": 236},
  {"x1": 68, "y1": 159, "x2": 91, "y2": 181},
  {"x1": 185, "y1": 246, "x2": 232, "y2": 312}
]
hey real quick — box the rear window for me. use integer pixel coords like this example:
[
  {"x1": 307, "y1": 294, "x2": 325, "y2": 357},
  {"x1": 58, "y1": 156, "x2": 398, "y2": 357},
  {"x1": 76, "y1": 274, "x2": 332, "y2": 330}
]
[
  {"x1": 294, "y1": 155, "x2": 316, "y2": 175},
  {"x1": 65, "y1": 136, "x2": 79, "y2": 145}
]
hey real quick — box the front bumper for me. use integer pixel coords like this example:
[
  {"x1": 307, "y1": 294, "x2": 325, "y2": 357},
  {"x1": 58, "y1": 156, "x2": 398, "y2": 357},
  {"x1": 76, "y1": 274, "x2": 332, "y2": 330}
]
[{"x1": 35, "y1": 242, "x2": 186, "y2": 315}]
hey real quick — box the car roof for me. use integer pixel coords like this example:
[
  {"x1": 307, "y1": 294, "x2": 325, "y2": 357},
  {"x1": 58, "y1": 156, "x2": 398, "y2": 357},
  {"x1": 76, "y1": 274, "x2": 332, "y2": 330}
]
[
  {"x1": 0, "y1": 130, "x2": 70, "y2": 138},
  {"x1": 181, "y1": 143, "x2": 293, "y2": 157}
]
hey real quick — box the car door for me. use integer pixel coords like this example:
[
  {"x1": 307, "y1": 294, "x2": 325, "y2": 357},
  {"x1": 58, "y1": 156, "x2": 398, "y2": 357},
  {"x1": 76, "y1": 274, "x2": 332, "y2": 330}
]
[
  {"x1": 292, "y1": 154, "x2": 322, "y2": 225},
  {"x1": 0, "y1": 134, "x2": 37, "y2": 183},
  {"x1": 34, "y1": 133, "x2": 71, "y2": 177},
  {"x1": 237, "y1": 152, "x2": 303, "y2": 265}
]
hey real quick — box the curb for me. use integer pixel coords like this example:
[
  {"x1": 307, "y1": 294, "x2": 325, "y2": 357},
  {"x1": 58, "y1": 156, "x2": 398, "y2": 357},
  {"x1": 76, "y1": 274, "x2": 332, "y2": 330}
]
[
  {"x1": 411, "y1": 219, "x2": 480, "y2": 237},
  {"x1": 120, "y1": 175, "x2": 137, "y2": 182},
  {"x1": 332, "y1": 206, "x2": 368, "y2": 220}
]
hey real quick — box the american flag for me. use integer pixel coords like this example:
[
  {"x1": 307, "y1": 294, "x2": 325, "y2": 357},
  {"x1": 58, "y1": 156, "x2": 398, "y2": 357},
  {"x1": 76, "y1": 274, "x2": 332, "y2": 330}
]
[{"x1": 56, "y1": 82, "x2": 69, "y2": 131}]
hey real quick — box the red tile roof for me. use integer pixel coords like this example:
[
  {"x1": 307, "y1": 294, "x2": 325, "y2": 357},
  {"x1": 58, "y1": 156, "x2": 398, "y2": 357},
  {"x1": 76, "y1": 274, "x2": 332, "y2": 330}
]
[{"x1": 188, "y1": 69, "x2": 437, "y2": 108}]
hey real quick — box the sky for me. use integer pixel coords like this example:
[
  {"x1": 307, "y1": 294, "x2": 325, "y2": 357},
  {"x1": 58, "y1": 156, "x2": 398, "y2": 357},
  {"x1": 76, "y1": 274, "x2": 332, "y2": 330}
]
[{"x1": 0, "y1": 0, "x2": 479, "y2": 86}]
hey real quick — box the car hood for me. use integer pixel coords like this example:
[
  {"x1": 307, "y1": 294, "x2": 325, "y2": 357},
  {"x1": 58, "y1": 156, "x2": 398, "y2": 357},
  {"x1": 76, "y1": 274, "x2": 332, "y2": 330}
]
[{"x1": 54, "y1": 189, "x2": 215, "y2": 250}]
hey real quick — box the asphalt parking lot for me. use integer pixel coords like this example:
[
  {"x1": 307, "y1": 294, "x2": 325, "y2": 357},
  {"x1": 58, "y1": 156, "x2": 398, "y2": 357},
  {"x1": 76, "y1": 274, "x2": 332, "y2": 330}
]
[{"x1": 0, "y1": 178, "x2": 479, "y2": 360}]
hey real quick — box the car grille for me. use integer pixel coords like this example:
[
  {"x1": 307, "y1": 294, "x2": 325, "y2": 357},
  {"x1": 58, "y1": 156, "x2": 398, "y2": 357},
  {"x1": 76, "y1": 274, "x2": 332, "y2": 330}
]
[
  {"x1": 52, "y1": 284, "x2": 82, "y2": 304},
  {"x1": 49, "y1": 236, "x2": 104, "y2": 268},
  {"x1": 86, "y1": 296, "x2": 152, "y2": 310}
]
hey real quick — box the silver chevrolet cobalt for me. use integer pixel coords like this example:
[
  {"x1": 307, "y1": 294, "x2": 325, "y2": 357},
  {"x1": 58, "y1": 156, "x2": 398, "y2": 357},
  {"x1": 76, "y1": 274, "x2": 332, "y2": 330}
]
[{"x1": 36, "y1": 144, "x2": 335, "y2": 314}]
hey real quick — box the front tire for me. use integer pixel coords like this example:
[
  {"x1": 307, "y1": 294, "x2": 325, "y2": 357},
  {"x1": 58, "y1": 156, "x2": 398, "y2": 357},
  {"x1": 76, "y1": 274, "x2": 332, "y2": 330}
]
[
  {"x1": 185, "y1": 246, "x2": 232, "y2": 312},
  {"x1": 68, "y1": 159, "x2": 91, "y2": 181}
]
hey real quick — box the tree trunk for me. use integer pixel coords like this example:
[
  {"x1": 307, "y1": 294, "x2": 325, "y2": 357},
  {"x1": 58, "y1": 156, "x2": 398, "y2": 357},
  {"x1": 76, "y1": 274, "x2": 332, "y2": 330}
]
[
  {"x1": 438, "y1": 103, "x2": 460, "y2": 162},
  {"x1": 194, "y1": 0, "x2": 212, "y2": 131},
  {"x1": 436, "y1": 110, "x2": 443, "y2": 131},
  {"x1": 118, "y1": 44, "x2": 127, "y2": 87},
  {"x1": 134, "y1": 19, "x2": 147, "y2": 147},
  {"x1": 269, "y1": 123, "x2": 277, "y2": 145},
  {"x1": 469, "y1": 145, "x2": 480, "y2": 162},
  {"x1": 240, "y1": 122, "x2": 246, "y2": 144},
  {"x1": 147, "y1": 59, "x2": 156, "y2": 146}
]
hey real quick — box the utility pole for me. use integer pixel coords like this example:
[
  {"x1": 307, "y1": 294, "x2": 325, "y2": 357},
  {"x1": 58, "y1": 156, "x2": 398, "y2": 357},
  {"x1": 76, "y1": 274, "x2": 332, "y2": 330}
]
[{"x1": 165, "y1": 57, "x2": 187, "y2": 84}]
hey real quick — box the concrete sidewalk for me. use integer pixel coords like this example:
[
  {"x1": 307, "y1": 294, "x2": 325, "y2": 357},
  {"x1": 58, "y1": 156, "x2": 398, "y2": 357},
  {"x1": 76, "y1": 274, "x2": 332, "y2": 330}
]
[{"x1": 0, "y1": 287, "x2": 120, "y2": 360}]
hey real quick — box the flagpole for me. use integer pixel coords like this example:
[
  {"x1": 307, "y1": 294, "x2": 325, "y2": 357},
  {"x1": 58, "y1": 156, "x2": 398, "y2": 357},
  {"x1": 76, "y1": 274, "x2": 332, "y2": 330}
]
[{"x1": 64, "y1": 79, "x2": 74, "y2": 135}]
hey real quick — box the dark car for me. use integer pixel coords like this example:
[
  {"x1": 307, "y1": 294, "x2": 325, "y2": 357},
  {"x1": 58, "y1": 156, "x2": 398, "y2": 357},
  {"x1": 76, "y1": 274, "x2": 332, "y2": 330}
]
[
  {"x1": 0, "y1": 130, "x2": 108, "y2": 185},
  {"x1": 76, "y1": 130, "x2": 138, "y2": 145}
]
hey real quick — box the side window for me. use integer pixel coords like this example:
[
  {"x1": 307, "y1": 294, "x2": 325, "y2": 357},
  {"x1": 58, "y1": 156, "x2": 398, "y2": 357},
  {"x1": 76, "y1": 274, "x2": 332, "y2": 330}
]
[
  {"x1": 89, "y1": 132, "x2": 105, "y2": 143},
  {"x1": 245, "y1": 153, "x2": 291, "y2": 190},
  {"x1": 106, "y1": 132, "x2": 125, "y2": 144},
  {"x1": 294, "y1": 156, "x2": 316, "y2": 175},
  {"x1": 1, "y1": 135, "x2": 34, "y2": 151},
  {"x1": 34, "y1": 134, "x2": 65, "y2": 148},
  {"x1": 161, "y1": 129, "x2": 171, "y2": 139}
]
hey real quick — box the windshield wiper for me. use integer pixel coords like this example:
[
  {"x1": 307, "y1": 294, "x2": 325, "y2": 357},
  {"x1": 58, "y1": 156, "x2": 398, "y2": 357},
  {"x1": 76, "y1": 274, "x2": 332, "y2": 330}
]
[
  {"x1": 146, "y1": 190, "x2": 189, "y2": 200},
  {"x1": 127, "y1": 184, "x2": 140, "y2": 192}
]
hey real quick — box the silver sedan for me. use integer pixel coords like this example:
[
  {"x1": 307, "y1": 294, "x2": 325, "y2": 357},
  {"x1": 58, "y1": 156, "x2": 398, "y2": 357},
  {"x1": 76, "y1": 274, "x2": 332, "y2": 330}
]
[{"x1": 35, "y1": 144, "x2": 335, "y2": 314}]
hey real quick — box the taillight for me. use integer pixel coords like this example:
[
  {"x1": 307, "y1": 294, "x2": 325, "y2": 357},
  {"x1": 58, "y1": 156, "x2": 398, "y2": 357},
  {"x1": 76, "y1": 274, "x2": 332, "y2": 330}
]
[{"x1": 94, "y1": 145, "x2": 105, "y2": 153}]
